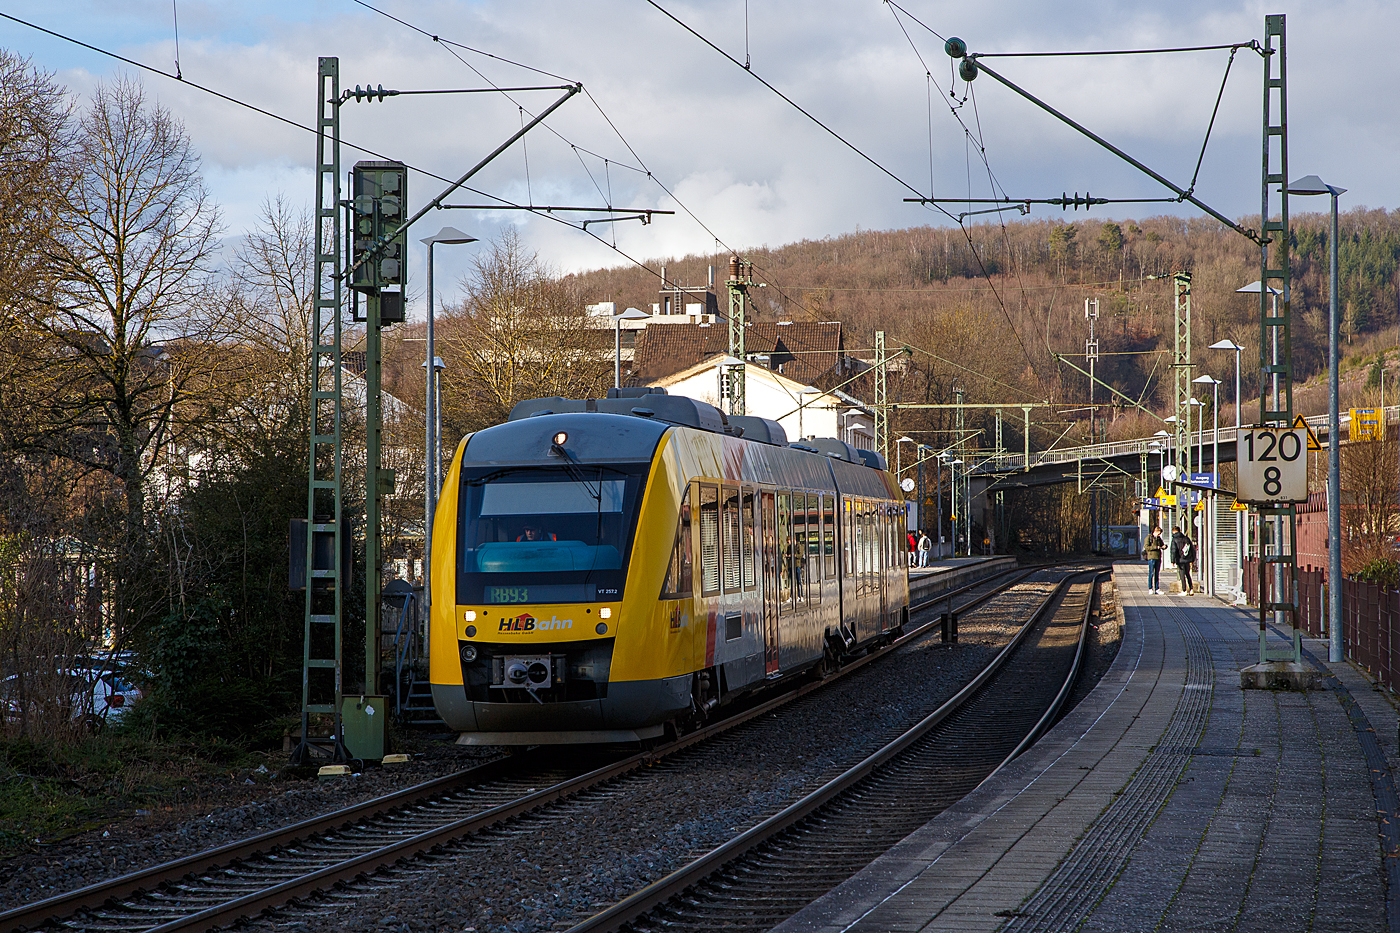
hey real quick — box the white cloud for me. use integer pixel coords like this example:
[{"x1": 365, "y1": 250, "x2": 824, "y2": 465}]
[{"x1": 0, "y1": 0, "x2": 1392, "y2": 318}]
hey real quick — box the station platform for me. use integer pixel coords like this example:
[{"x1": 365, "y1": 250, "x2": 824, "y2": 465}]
[
  {"x1": 775, "y1": 560, "x2": 1400, "y2": 933},
  {"x1": 908, "y1": 556, "x2": 1016, "y2": 603}
]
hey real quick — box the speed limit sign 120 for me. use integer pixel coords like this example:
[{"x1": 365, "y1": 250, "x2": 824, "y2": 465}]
[{"x1": 1237, "y1": 426, "x2": 1308, "y2": 503}]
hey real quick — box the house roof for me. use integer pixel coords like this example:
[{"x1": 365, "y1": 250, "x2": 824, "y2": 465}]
[
  {"x1": 652, "y1": 352, "x2": 872, "y2": 416},
  {"x1": 632, "y1": 321, "x2": 845, "y2": 386}
]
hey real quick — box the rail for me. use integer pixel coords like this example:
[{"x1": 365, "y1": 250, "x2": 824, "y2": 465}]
[
  {"x1": 565, "y1": 567, "x2": 1103, "y2": 933},
  {"x1": 3, "y1": 563, "x2": 1030, "y2": 933}
]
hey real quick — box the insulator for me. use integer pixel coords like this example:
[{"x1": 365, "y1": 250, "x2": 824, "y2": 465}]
[
  {"x1": 958, "y1": 58, "x2": 979, "y2": 81},
  {"x1": 945, "y1": 37, "x2": 967, "y2": 58}
]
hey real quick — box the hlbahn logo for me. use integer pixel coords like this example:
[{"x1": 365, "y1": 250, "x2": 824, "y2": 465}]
[{"x1": 498, "y1": 614, "x2": 574, "y2": 632}]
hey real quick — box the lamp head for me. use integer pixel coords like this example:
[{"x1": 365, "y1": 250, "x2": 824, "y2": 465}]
[
  {"x1": 421, "y1": 226, "x2": 477, "y2": 246},
  {"x1": 1286, "y1": 174, "x2": 1346, "y2": 197},
  {"x1": 615, "y1": 306, "x2": 650, "y2": 321},
  {"x1": 1235, "y1": 280, "x2": 1280, "y2": 296},
  {"x1": 1192, "y1": 375, "x2": 1220, "y2": 385},
  {"x1": 1208, "y1": 339, "x2": 1245, "y2": 351}
]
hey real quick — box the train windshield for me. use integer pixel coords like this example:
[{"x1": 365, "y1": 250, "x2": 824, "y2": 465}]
[{"x1": 456, "y1": 465, "x2": 646, "y2": 604}]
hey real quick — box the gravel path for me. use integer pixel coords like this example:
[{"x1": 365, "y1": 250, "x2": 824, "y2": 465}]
[{"x1": 240, "y1": 571, "x2": 1073, "y2": 933}]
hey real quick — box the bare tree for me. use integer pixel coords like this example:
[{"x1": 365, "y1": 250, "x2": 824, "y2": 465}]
[
  {"x1": 1341, "y1": 430, "x2": 1398, "y2": 574},
  {"x1": 225, "y1": 196, "x2": 316, "y2": 451},
  {"x1": 438, "y1": 228, "x2": 609, "y2": 436},
  {"x1": 16, "y1": 77, "x2": 226, "y2": 537}
]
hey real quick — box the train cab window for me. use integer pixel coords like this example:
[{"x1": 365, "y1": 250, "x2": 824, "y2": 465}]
[
  {"x1": 822, "y1": 496, "x2": 836, "y2": 580},
  {"x1": 699, "y1": 484, "x2": 720, "y2": 597},
  {"x1": 722, "y1": 485, "x2": 742, "y2": 594},
  {"x1": 661, "y1": 489, "x2": 692, "y2": 599},
  {"x1": 742, "y1": 487, "x2": 757, "y2": 591},
  {"x1": 455, "y1": 464, "x2": 646, "y2": 605}
]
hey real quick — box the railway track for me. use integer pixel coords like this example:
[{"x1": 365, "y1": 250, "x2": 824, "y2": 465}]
[
  {"x1": 0, "y1": 562, "x2": 1063, "y2": 933},
  {"x1": 568, "y1": 568, "x2": 1105, "y2": 933}
]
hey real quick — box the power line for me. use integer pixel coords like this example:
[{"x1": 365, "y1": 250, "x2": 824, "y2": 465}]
[{"x1": 643, "y1": 0, "x2": 926, "y2": 201}]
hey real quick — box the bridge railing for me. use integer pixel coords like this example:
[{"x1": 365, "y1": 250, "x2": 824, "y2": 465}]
[{"x1": 978, "y1": 406, "x2": 1396, "y2": 475}]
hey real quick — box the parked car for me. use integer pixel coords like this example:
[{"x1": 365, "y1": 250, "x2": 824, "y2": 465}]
[{"x1": 2, "y1": 666, "x2": 143, "y2": 729}]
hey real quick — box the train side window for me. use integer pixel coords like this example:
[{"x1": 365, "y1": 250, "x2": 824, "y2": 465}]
[
  {"x1": 699, "y1": 483, "x2": 720, "y2": 597},
  {"x1": 822, "y1": 495, "x2": 836, "y2": 580},
  {"x1": 661, "y1": 486, "x2": 693, "y2": 598},
  {"x1": 777, "y1": 492, "x2": 792, "y2": 611},
  {"x1": 804, "y1": 494, "x2": 820, "y2": 604},
  {"x1": 792, "y1": 492, "x2": 807, "y2": 603},
  {"x1": 722, "y1": 484, "x2": 741, "y2": 594},
  {"x1": 742, "y1": 487, "x2": 757, "y2": 591},
  {"x1": 843, "y1": 497, "x2": 853, "y2": 577},
  {"x1": 863, "y1": 503, "x2": 874, "y2": 594}
]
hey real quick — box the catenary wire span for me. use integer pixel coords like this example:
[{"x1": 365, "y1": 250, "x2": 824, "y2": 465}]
[
  {"x1": 349, "y1": 0, "x2": 839, "y2": 325},
  {"x1": 0, "y1": 10, "x2": 732, "y2": 309}
]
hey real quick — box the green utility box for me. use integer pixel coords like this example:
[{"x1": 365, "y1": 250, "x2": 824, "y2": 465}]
[{"x1": 341, "y1": 695, "x2": 387, "y2": 760}]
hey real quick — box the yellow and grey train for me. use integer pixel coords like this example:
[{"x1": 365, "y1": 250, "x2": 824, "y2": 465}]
[{"x1": 428, "y1": 387, "x2": 910, "y2": 744}]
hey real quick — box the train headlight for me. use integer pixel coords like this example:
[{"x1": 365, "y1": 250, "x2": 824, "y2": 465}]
[
  {"x1": 460, "y1": 644, "x2": 478, "y2": 663},
  {"x1": 596, "y1": 622, "x2": 608, "y2": 635},
  {"x1": 464, "y1": 610, "x2": 477, "y2": 622},
  {"x1": 599, "y1": 607, "x2": 612, "y2": 619},
  {"x1": 553, "y1": 431, "x2": 568, "y2": 446}
]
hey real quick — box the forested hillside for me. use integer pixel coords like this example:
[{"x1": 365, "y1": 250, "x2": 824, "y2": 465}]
[{"x1": 564, "y1": 210, "x2": 1400, "y2": 446}]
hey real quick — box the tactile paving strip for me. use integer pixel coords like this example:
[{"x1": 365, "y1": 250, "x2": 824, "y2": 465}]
[{"x1": 998, "y1": 603, "x2": 1213, "y2": 933}]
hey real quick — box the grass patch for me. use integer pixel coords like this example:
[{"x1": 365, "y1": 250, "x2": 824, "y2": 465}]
[{"x1": 0, "y1": 729, "x2": 286, "y2": 857}]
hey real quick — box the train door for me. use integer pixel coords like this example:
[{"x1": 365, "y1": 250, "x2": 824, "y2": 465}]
[{"x1": 761, "y1": 491, "x2": 779, "y2": 675}]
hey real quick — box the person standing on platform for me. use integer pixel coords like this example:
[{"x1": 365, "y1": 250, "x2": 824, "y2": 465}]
[
  {"x1": 1143, "y1": 525, "x2": 1165, "y2": 594},
  {"x1": 917, "y1": 530, "x2": 932, "y2": 568},
  {"x1": 1170, "y1": 527, "x2": 1196, "y2": 595},
  {"x1": 907, "y1": 530, "x2": 918, "y2": 568}
]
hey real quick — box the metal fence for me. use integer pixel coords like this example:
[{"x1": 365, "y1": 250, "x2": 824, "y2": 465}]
[{"x1": 1243, "y1": 558, "x2": 1398, "y2": 693}]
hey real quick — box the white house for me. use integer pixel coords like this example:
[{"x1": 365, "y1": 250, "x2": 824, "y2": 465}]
[{"x1": 651, "y1": 353, "x2": 877, "y2": 451}]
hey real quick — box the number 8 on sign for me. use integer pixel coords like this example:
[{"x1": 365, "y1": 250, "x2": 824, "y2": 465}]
[{"x1": 1237, "y1": 427, "x2": 1308, "y2": 503}]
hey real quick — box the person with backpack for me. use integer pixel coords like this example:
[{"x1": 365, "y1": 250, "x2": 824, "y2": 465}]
[
  {"x1": 917, "y1": 530, "x2": 932, "y2": 568},
  {"x1": 1142, "y1": 525, "x2": 1165, "y2": 594},
  {"x1": 1170, "y1": 527, "x2": 1196, "y2": 594}
]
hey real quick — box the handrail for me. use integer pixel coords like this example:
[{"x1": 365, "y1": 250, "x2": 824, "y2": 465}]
[{"x1": 390, "y1": 591, "x2": 419, "y2": 719}]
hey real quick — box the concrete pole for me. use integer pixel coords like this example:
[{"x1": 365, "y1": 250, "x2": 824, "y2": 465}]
[
  {"x1": 424, "y1": 244, "x2": 436, "y2": 616},
  {"x1": 1328, "y1": 191, "x2": 1343, "y2": 663},
  {"x1": 614, "y1": 317, "x2": 622, "y2": 390},
  {"x1": 1236, "y1": 345, "x2": 1246, "y2": 587}
]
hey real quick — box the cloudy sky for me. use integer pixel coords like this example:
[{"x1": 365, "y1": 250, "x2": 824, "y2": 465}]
[{"x1": 2, "y1": 1, "x2": 1394, "y2": 315}]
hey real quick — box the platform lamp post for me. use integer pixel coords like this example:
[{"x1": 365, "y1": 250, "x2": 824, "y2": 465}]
[
  {"x1": 1287, "y1": 174, "x2": 1346, "y2": 663},
  {"x1": 950, "y1": 458, "x2": 964, "y2": 556},
  {"x1": 1210, "y1": 338, "x2": 1247, "y2": 589},
  {"x1": 1195, "y1": 376, "x2": 1222, "y2": 596},
  {"x1": 612, "y1": 307, "x2": 651, "y2": 389},
  {"x1": 420, "y1": 226, "x2": 476, "y2": 622}
]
